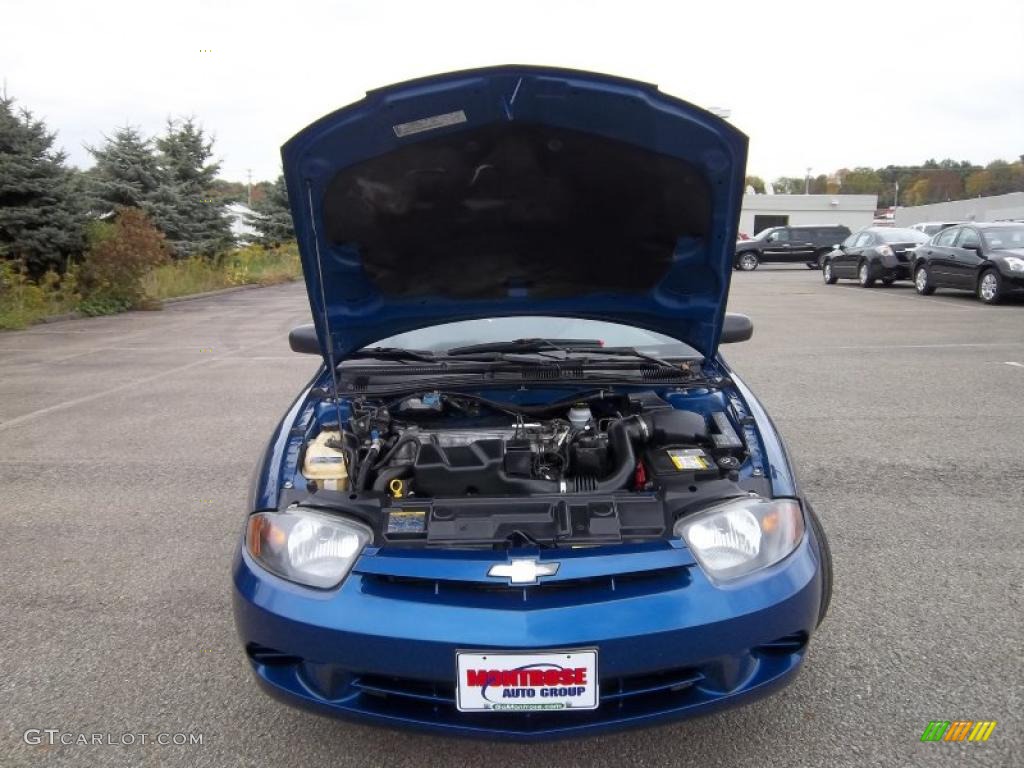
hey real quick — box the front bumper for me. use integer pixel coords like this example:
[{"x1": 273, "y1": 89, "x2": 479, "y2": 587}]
[
  {"x1": 1002, "y1": 271, "x2": 1024, "y2": 292},
  {"x1": 232, "y1": 521, "x2": 825, "y2": 740}
]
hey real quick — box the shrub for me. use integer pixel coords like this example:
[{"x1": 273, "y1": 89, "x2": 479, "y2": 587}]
[
  {"x1": 0, "y1": 260, "x2": 79, "y2": 329},
  {"x1": 77, "y1": 207, "x2": 169, "y2": 314}
]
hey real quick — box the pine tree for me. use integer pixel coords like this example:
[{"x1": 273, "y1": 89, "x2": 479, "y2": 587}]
[
  {"x1": 151, "y1": 118, "x2": 233, "y2": 257},
  {"x1": 0, "y1": 96, "x2": 86, "y2": 275},
  {"x1": 247, "y1": 174, "x2": 295, "y2": 246},
  {"x1": 85, "y1": 126, "x2": 163, "y2": 212}
]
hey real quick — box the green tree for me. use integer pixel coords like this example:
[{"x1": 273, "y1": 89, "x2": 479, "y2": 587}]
[
  {"x1": 905, "y1": 177, "x2": 931, "y2": 206},
  {"x1": 85, "y1": 126, "x2": 163, "y2": 212},
  {"x1": 247, "y1": 174, "x2": 294, "y2": 246},
  {"x1": 150, "y1": 118, "x2": 233, "y2": 257},
  {"x1": 838, "y1": 167, "x2": 883, "y2": 196},
  {"x1": 984, "y1": 160, "x2": 1016, "y2": 196},
  {"x1": 208, "y1": 178, "x2": 247, "y2": 204},
  {"x1": 964, "y1": 169, "x2": 989, "y2": 197},
  {"x1": 0, "y1": 96, "x2": 86, "y2": 275},
  {"x1": 808, "y1": 174, "x2": 829, "y2": 194},
  {"x1": 744, "y1": 175, "x2": 765, "y2": 194},
  {"x1": 771, "y1": 176, "x2": 805, "y2": 194}
]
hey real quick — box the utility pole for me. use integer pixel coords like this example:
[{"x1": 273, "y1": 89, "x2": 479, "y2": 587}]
[
  {"x1": 246, "y1": 169, "x2": 253, "y2": 208},
  {"x1": 805, "y1": 167, "x2": 812, "y2": 195}
]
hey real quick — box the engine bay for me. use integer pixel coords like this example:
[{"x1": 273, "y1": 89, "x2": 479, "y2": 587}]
[{"x1": 290, "y1": 387, "x2": 767, "y2": 548}]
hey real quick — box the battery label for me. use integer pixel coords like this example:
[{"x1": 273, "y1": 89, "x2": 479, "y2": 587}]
[{"x1": 666, "y1": 449, "x2": 711, "y2": 471}]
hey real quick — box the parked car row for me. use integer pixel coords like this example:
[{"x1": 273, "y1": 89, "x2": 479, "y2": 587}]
[{"x1": 821, "y1": 222, "x2": 1024, "y2": 304}]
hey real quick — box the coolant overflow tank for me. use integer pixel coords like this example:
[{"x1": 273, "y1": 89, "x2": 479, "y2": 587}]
[{"x1": 302, "y1": 430, "x2": 348, "y2": 490}]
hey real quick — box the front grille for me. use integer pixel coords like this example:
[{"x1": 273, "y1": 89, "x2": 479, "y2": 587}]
[
  {"x1": 358, "y1": 566, "x2": 690, "y2": 606},
  {"x1": 251, "y1": 635, "x2": 808, "y2": 735}
]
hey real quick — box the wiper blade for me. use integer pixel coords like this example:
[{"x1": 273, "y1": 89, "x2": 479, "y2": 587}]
[
  {"x1": 448, "y1": 340, "x2": 683, "y2": 370},
  {"x1": 348, "y1": 347, "x2": 438, "y2": 363},
  {"x1": 574, "y1": 346, "x2": 681, "y2": 369},
  {"x1": 446, "y1": 338, "x2": 604, "y2": 356}
]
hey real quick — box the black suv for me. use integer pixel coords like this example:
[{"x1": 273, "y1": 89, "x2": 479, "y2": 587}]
[{"x1": 734, "y1": 225, "x2": 852, "y2": 271}]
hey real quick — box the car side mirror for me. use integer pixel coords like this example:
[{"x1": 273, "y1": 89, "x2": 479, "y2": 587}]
[
  {"x1": 289, "y1": 324, "x2": 322, "y2": 354},
  {"x1": 721, "y1": 313, "x2": 754, "y2": 344}
]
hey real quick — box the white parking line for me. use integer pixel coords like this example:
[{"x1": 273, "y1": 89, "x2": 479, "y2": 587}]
[
  {"x1": 0, "y1": 335, "x2": 279, "y2": 432},
  {"x1": 1005, "y1": 361, "x2": 1024, "y2": 368},
  {"x1": 834, "y1": 342, "x2": 1024, "y2": 351},
  {"x1": 825, "y1": 286, "x2": 981, "y2": 312}
]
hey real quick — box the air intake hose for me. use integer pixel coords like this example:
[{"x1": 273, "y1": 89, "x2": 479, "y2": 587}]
[{"x1": 498, "y1": 409, "x2": 708, "y2": 494}]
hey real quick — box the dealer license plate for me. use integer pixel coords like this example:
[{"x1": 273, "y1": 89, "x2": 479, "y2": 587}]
[{"x1": 455, "y1": 649, "x2": 599, "y2": 712}]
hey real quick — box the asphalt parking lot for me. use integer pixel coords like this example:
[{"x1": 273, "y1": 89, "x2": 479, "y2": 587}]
[{"x1": 1, "y1": 268, "x2": 1021, "y2": 767}]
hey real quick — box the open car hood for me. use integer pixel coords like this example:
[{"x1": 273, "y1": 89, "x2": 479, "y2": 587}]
[{"x1": 282, "y1": 66, "x2": 748, "y2": 360}]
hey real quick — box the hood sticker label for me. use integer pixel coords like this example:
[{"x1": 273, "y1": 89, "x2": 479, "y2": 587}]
[{"x1": 393, "y1": 110, "x2": 467, "y2": 137}]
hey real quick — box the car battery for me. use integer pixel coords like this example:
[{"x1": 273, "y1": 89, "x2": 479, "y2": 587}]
[{"x1": 643, "y1": 447, "x2": 720, "y2": 481}]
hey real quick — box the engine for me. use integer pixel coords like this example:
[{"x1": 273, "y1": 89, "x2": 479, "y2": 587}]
[{"x1": 313, "y1": 390, "x2": 744, "y2": 499}]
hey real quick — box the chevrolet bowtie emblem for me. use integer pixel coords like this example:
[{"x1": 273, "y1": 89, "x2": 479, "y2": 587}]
[{"x1": 487, "y1": 559, "x2": 560, "y2": 585}]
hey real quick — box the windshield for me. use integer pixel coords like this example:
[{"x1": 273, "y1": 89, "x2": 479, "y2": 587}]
[
  {"x1": 879, "y1": 229, "x2": 929, "y2": 244},
  {"x1": 367, "y1": 317, "x2": 699, "y2": 357},
  {"x1": 982, "y1": 226, "x2": 1024, "y2": 250},
  {"x1": 752, "y1": 228, "x2": 778, "y2": 240}
]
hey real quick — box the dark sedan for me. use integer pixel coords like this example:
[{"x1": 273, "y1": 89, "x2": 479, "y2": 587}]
[
  {"x1": 822, "y1": 228, "x2": 929, "y2": 287},
  {"x1": 913, "y1": 223, "x2": 1024, "y2": 304}
]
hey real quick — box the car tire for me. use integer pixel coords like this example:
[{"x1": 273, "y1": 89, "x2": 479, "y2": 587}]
[
  {"x1": 822, "y1": 260, "x2": 838, "y2": 284},
  {"x1": 977, "y1": 268, "x2": 1004, "y2": 304},
  {"x1": 737, "y1": 252, "x2": 759, "y2": 271},
  {"x1": 881, "y1": 277, "x2": 895, "y2": 286},
  {"x1": 914, "y1": 265, "x2": 935, "y2": 295},
  {"x1": 806, "y1": 502, "x2": 833, "y2": 627},
  {"x1": 858, "y1": 260, "x2": 875, "y2": 288},
  {"x1": 815, "y1": 249, "x2": 831, "y2": 269}
]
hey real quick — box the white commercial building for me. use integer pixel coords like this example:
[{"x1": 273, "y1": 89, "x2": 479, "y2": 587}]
[
  {"x1": 893, "y1": 192, "x2": 1024, "y2": 227},
  {"x1": 738, "y1": 194, "x2": 877, "y2": 237}
]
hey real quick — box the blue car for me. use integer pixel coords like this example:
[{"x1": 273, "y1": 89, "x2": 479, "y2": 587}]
[{"x1": 233, "y1": 66, "x2": 832, "y2": 740}]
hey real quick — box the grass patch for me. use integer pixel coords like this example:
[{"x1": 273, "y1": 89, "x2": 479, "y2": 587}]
[
  {"x1": 140, "y1": 243, "x2": 301, "y2": 300},
  {"x1": 0, "y1": 243, "x2": 302, "y2": 330},
  {"x1": 0, "y1": 263, "x2": 80, "y2": 330}
]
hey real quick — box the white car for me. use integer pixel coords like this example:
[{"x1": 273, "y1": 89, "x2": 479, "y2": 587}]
[{"x1": 910, "y1": 221, "x2": 966, "y2": 237}]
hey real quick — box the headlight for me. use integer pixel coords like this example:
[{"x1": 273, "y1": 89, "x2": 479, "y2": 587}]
[
  {"x1": 1005, "y1": 256, "x2": 1024, "y2": 272},
  {"x1": 877, "y1": 245, "x2": 894, "y2": 257},
  {"x1": 245, "y1": 507, "x2": 371, "y2": 588},
  {"x1": 674, "y1": 497, "x2": 804, "y2": 583}
]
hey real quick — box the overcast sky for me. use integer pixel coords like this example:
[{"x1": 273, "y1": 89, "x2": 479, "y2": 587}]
[{"x1": 3, "y1": 0, "x2": 1022, "y2": 183}]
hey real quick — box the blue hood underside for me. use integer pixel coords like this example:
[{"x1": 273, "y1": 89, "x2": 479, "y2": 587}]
[{"x1": 282, "y1": 66, "x2": 748, "y2": 359}]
